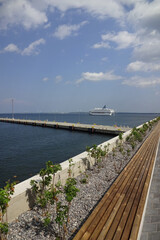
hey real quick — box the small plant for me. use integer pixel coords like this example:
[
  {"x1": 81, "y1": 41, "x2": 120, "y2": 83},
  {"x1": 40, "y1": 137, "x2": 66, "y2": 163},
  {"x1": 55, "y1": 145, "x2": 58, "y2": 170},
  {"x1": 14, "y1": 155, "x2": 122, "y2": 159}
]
[
  {"x1": 55, "y1": 158, "x2": 79, "y2": 240},
  {"x1": 89, "y1": 144, "x2": 98, "y2": 161},
  {"x1": 55, "y1": 202, "x2": 68, "y2": 239},
  {"x1": 131, "y1": 127, "x2": 143, "y2": 142},
  {"x1": 80, "y1": 172, "x2": 88, "y2": 184},
  {"x1": 104, "y1": 143, "x2": 110, "y2": 156},
  {"x1": 122, "y1": 150, "x2": 126, "y2": 157},
  {"x1": 148, "y1": 121, "x2": 153, "y2": 130},
  {"x1": 126, "y1": 126, "x2": 147, "y2": 150},
  {"x1": 51, "y1": 163, "x2": 62, "y2": 188},
  {"x1": 0, "y1": 180, "x2": 16, "y2": 240},
  {"x1": 131, "y1": 140, "x2": 136, "y2": 150},
  {"x1": 78, "y1": 164, "x2": 82, "y2": 175},
  {"x1": 65, "y1": 159, "x2": 79, "y2": 224},
  {"x1": 64, "y1": 178, "x2": 79, "y2": 220},
  {"x1": 119, "y1": 145, "x2": 124, "y2": 153},
  {"x1": 30, "y1": 161, "x2": 62, "y2": 227},
  {"x1": 127, "y1": 148, "x2": 131, "y2": 156},
  {"x1": 142, "y1": 123, "x2": 148, "y2": 134},
  {"x1": 86, "y1": 145, "x2": 106, "y2": 168},
  {"x1": 68, "y1": 159, "x2": 74, "y2": 177},
  {"x1": 119, "y1": 132, "x2": 123, "y2": 141},
  {"x1": 56, "y1": 176, "x2": 79, "y2": 239},
  {"x1": 126, "y1": 135, "x2": 130, "y2": 142},
  {"x1": 80, "y1": 178, "x2": 88, "y2": 184},
  {"x1": 78, "y1": 162, "x2": 89, "y2": 184},
  {"x1": 112, "y1": 147, "x2": 116, "y2": 159}
]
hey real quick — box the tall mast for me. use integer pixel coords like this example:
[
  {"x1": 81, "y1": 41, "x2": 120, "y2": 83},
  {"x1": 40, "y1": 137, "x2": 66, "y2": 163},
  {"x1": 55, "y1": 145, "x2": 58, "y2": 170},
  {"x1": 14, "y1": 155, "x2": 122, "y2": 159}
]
[{"x1": 12, "y1": 98, "x2": 14, "y2": 119}]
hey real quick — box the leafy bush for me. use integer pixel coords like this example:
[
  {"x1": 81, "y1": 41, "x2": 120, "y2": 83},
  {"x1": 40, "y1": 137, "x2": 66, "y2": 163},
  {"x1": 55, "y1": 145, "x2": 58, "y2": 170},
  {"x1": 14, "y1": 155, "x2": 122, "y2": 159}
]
[
  {"x1": 0, "y1": 181, "x2": 16, "y2": 239},
  {"x1": 30, "y1": 159, "x2": 79, "y2": 240}
]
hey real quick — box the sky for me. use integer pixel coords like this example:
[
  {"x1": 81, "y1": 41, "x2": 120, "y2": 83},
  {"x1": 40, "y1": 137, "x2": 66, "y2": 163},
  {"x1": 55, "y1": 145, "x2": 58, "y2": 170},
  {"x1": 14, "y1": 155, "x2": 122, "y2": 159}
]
[{"x1": 0, "y1": 0, "x2": 160, "y2": 113}]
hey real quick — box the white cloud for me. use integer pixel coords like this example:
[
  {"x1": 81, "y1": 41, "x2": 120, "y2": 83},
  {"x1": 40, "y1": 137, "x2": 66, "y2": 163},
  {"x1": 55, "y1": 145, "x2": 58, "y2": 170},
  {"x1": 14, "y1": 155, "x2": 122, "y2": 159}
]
[
  {"x1": 133, "y1": 32, "x2": 160, "y2": 62},
  {"x1": 127, "y1": 61, "x2": 160, "y2": 72},
  {"x1": 42, "y1": 77, "x2": 49, "y2": 81},
  {"x1": 2, "y1": 38, "x2": 45, "y2": 56},
  {"x1": 0, "y1": 0, "x2": 128, "y2": 31},
  {"x1": 90, "y1": 1, "x2": 160, "y2": 75},
  {"x1": 55, "y1": 75, "x2": 63, "y2": 83},
  {"x1": 3, "y1": 43, "x2": 20, "y2": 53},
  {"x1": 21, "y1": 38, "x2": 45, "y2": 56},
  {"x1": 101, "y1": 31, "x2": 138, "y2": 49},
  {"x1": 47, "y1": 0, "x2": 125, "y2": 19},
  {"x1": 128, "y1": 0, "x2": 160, "y2": 32},
  {"x1": 1, "y1": 0, "x2": 160, "y2": 87},
  {"x1": 123, "y1": 76, "x2": 160, "y2": 88},
  {"x1": 92, "y1": 31, "x2": 138, "y2": 51},
  {"x1": 1, "y1": 0, "x2": 160, "y2": 35},
  {"x1": 76, "y1": 71, "x2": 122, "y2": 84},
  {"x1": 0, "y1": 0, "x2": 48, "y2": 30},
  {"x1": 125, "y1": 1, "x2": 160, "y2": 68},
  {"x1": 92, "y1": 42, "x2": 110, "y2": 49},
  {"x1": 84, "y1": 0, "x2": 160, "y2": 75},
  {"x1": 53, "y1": 21, "x2": 88, "y2": 40}
]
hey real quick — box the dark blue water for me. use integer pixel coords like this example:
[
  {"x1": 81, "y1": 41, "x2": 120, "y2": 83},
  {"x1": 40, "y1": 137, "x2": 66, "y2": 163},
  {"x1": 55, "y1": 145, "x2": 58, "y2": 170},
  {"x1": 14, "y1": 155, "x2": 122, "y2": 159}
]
[{"x1": 0, "y1": 112, "x2": 159, "y2": 187}]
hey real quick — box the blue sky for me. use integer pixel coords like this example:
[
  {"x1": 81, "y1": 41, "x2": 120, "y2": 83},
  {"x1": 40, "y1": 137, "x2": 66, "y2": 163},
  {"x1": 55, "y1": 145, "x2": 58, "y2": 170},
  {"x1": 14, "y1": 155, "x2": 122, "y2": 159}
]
[{"x1": 0, "y1": 0, "x2": 160, "y2": 113}]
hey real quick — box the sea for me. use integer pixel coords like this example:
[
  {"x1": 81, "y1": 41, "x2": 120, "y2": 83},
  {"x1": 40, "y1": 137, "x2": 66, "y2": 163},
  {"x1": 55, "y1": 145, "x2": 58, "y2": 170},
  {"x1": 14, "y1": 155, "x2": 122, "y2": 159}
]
[{"x1": 0, "y1": 112, "x2": 159, "y2": 187}]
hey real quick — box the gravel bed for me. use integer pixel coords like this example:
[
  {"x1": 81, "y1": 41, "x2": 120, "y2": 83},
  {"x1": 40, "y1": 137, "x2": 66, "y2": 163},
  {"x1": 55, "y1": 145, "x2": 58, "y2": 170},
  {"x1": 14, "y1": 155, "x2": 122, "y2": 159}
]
[{"x1": 7, "y1": 129, "x2": 151, "y2": 240}]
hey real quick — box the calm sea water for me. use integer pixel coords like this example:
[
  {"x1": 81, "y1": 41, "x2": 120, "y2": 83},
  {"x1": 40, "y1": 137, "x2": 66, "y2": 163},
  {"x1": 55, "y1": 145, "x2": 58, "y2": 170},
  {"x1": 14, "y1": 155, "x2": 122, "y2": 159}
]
[{"x1": 0, "y1": 112, "x2": 159, "y2": 187}]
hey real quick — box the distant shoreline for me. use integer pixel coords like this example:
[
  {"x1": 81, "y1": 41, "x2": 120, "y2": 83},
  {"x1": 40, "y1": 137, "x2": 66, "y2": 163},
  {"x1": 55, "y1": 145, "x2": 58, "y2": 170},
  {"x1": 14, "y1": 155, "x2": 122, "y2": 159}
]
[{"x1": 0, "y1": 112, "x2": 160, "y2": 114}]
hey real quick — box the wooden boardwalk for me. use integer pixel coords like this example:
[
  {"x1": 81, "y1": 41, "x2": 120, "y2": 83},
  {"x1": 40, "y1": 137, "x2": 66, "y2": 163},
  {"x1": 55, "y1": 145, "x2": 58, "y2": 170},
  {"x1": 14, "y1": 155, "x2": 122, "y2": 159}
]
[
  {"x1": 0, "y1": 118, "x2": 130, "y2": 135},
  {"x1": 73, "y1": 122, "x2": 160, "y2": 240}
]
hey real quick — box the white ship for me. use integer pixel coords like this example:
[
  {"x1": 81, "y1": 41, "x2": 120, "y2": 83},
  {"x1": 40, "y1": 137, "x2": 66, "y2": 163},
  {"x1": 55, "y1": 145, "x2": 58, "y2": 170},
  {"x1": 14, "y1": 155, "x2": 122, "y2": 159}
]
[{"x1": 89, "y1": 105, "x2": 115, "y2": 116}]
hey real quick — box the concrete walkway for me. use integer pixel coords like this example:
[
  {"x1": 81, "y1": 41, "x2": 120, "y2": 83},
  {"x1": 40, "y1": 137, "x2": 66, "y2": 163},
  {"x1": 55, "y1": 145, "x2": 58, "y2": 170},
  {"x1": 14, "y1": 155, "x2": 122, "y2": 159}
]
[
  {"x1": 0, "y1": 118, "x2": 130, "y2": 135},
  {"x1": 140, "y1": 141, "x2": 160, "y2": 240}
]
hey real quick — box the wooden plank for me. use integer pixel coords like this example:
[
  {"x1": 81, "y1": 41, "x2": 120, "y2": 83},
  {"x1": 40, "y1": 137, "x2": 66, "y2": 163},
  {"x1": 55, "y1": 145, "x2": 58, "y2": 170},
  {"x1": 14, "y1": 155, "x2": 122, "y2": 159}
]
[
  {"x1": 74, "y1": 131, "x2": 153, "y2": 239},
  {"x1": 79, "y1": 146, "x2": 144, "y2": 240},
  {"x1": 129, "y1": 126, "x2": 160, "y2": 239},
  {"x1": 112, "y1": 136, "x2": 157, "y2": 240},
  {"x1": 96, "y1": 194, "x2": 125, "y2": 240},
  {"x1": 73, "y1": 123, "x2": 160, "y2": 240},
  {"x1": 90, "y1": 151, "x2": 145, "y2": 240},
  {"x1": 88, "y1": 132, "x2": 156, "y2": 239},
  {"x1": 73, "y1": 145, "x2": 142, "y2": 240},
  {"x1": 95, "y1": 134, "x2": 155, "y2": 239},
  {"x1": 121, "y1": 127, "x2": 160, "y2": 240},
  {"x1": 103, "y1": 138, "x2": 154, "y2": 240}
]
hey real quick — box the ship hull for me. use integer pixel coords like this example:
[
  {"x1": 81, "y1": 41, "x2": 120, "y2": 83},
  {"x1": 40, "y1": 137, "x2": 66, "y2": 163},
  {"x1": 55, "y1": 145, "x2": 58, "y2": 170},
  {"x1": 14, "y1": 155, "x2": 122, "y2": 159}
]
[
  {"x1": 89, "y1": 111, "x2": 112, "y2": 116},
  {"x1": 89, "y1": 105, "x2": 114, "y2": 116}
]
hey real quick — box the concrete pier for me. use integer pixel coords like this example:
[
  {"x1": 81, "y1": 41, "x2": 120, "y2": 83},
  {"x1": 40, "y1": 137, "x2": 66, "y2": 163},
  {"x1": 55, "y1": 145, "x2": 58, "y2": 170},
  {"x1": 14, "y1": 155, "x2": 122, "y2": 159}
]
[{"x1": 0, "y1": 118, "x2": 131, "y2": 135}]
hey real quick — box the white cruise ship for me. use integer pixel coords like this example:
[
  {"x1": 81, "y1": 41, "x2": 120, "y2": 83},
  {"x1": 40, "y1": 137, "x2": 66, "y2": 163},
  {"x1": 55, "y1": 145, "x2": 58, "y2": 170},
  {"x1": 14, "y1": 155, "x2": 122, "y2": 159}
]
[{"x1": 89, "y1": 105, "x2": 115, "y2": 116}]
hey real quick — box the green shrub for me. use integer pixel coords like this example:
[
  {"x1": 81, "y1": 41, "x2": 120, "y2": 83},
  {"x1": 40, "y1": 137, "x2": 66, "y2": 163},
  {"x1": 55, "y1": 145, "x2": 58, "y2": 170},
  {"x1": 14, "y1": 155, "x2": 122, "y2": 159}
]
[{"x1": 0, "y1": 181, "x2": 16, "y2": 239}]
